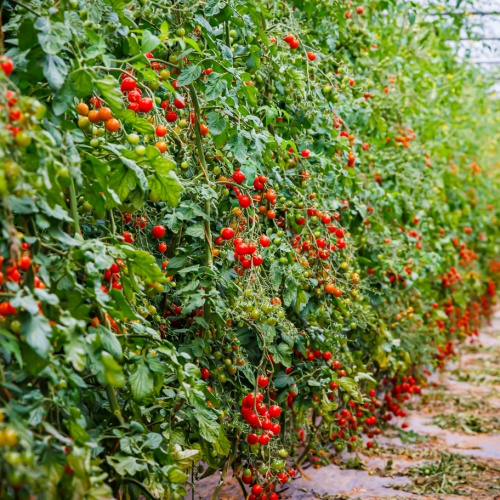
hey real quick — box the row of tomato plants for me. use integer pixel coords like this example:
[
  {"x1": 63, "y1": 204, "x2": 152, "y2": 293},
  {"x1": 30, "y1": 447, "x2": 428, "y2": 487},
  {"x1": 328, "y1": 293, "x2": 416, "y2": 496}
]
[{"x1": 0, "y1": 0, "x2": 499, "y2": 499}]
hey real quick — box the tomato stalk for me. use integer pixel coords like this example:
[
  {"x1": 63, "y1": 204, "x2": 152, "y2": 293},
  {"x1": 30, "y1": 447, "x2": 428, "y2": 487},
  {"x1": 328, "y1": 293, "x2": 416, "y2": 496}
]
[
  {"x1": 69, "y1": 177, "x2": 81, "y2": 236},
  {"x1": 188, "y1": 82, "x2": 213, "y2": 324}
]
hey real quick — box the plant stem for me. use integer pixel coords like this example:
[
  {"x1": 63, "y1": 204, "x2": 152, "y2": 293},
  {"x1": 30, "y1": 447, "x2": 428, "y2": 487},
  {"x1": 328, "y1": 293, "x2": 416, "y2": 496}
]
[
  {"x1": 69, "y1": 177, "x2": 81, "y2": 236},
  {"x1": 122, "y1": 477, "x2": 158, "y2": 500},
  {"x1": 187, "y1": 83, "x2": 213, "y2": 325},
  {"x1": 105, "y1": 384, "x2": 125, "y2": 426},
  {"x1": 210, "y1": 436, "x2": 239, "y2": 500}
]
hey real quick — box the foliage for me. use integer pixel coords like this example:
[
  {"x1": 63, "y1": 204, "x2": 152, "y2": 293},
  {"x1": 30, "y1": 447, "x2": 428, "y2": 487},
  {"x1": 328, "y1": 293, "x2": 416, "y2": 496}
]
[{"x1": 0, "y1": 0, "x2": 499, "y2": 498}]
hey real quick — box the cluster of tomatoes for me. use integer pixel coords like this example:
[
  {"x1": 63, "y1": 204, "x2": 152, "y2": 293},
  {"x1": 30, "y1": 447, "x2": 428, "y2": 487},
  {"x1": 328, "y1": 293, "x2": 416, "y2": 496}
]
[
  {"x1": 440, "y1": 266, "x2": 462, "y2": 289},
  {"x1": 101, "y1": 262, "x2": 124, "y2": 293},
  {"x1": 239, "y1": 392, "x2": 297, "y2": 498},
  {"x1": 379, "y1": 375, "x2": 422, "y2": 428},
  {"x1": 2, "y1": 87, "x2": 34, "y2": 148},
  {"x1": 0, "y1": 246, "x2": 47, "y2": 335}
]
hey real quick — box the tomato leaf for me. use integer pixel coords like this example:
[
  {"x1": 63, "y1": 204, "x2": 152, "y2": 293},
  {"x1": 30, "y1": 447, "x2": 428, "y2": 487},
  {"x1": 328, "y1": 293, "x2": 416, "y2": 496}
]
[
  {"x1": 129, "y1": 359, "x2": 154, "y2": 401},
  {"x1": 177, "y1": 64, "x2": 202, "y2": 86}
]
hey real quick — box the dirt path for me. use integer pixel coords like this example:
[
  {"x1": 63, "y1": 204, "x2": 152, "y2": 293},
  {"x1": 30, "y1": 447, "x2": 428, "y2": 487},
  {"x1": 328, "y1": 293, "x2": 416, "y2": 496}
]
[{"x1": 194, "y1": 315, "x2": 500, "y2": 500}]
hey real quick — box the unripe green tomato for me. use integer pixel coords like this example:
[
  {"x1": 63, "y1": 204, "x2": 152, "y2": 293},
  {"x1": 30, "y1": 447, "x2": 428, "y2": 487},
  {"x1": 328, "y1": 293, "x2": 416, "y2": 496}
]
[
  {"x1": 15, "y1": 131, "x2": 32, "y2": 147},
  {"x1": 251, "y1": 309, "x2": 261, "y2": 320},
  {"x1": 181, "y1": 161, "x2": 189, "y2": 169},
  {"x1": 78, "y1": 116, "x2": 90, "y2": 129},
  {"x1": 169, "y1": 54, "x2": 179, "y2": 64},
  {"x1": 135, "y1": 145, "x2": 146, "y2": 156},
  {"x1": 271, "y1": 459, "x2": 285, "y2": 470},
  {"x1": 160, "y1": 69, "x2": 171, "y2": 80},
  {"x1": 90, "y1": 138, "x2": 99, "y2": 148},
  {"x1": 229, "y1": 29, "x2": 237, "y2": 37},
  {"x1": 149, "y1": 80, "x2": 160, "y2": 90},
  {"x1": 9, "y1": 320, "x2": 21, "y2": 334},
  {"x1": 127, "y1": 133, "x2": 140, "y2": 144},
  {"x1": 213, "y1": 165, "x2": 221, "y2": 174},
  {"x1": 147, "y1": 304, "x2": 157, "y2": 314},
  {"x1": 154, "y1": 283, "x2": 164, "y2": 293},
  {"x1": 213, "y1": 351, "x2": 222, "y2": 360},
  {"x1": 178, "y1": 119, "x2": 188, "y2": 129},
  {"x1": 176, "y1": 27, "x2": 186, "y2": 37},
  {"x1": 218, "y1": 373, "x2": 227, "y2": 383}
]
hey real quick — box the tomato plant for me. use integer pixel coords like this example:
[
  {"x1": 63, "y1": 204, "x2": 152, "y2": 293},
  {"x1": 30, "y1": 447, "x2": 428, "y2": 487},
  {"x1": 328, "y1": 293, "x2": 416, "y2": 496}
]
[{"x1": 0, "y1": 0, "x2": 499, "y2": 498}]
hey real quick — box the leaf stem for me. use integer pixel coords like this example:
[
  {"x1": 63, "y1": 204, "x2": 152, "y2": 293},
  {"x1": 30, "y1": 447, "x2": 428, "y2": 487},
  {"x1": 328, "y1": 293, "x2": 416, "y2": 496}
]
[
  {"x1": 105, "y1": 384, "x2": 125, "y2": 426},
  {"x1": 69, "y1": 177, "x2": 81, "y2": 236}
]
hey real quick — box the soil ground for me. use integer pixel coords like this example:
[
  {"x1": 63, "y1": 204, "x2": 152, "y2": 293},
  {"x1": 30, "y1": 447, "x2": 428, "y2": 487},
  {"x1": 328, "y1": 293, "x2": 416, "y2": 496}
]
[{"x1": 193, "y1": 314, "x2": 500, "y2": 500}]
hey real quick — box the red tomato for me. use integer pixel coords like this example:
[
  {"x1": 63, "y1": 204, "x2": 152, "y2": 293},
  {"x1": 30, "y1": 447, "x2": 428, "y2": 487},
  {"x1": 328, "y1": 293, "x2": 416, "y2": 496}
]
[{"x1": 151, "y1": 225, "x2": 166, "y2": 239}]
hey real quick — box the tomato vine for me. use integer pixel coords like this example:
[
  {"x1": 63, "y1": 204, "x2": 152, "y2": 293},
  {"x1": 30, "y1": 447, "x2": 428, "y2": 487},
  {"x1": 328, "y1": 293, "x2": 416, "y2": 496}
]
[{"x1": 0, "y1": 0, "x2": 499, "y2": 499}]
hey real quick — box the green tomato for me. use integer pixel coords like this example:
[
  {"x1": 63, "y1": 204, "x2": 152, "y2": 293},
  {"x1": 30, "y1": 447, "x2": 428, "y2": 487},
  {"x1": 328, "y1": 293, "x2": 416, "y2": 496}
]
[
  {"x1": 259, "y1": 465, "x2": 269, "y2": 475},
  {"x1": 135, "y1": 145, "x2": 146, "y2": 156},
  {"x1": 78, "y1": 116, "x2": 90, "y2": 130},
  {"x1": 251, "y1": 309, "x2": 261, "y2": 320},
  {"x1": 160, "y1": 69, "x2": 171, "y2": 80},
  {"x1": 9, "y1": 320, "x2": 21, "y2": 334},
  {"x1": 271, "y1": 459, "x2": 285, "y2": 471},
  {"x1": 15, "y1": 131, "x2": 32, "y2": 147},
  {"x1": 128, "y1": 133, "x2": 140, "y2": 145},
  {"x1": 176, "y1": 27, "x2": 186, "y2": 37},
  {"x1": 181, "y1": 161, "x2": 189, "y2": 169}
]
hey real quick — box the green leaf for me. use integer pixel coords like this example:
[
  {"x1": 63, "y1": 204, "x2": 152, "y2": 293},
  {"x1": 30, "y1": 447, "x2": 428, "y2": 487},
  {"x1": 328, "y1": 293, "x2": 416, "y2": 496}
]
[
  {"x1": 177, "y1": 65, "x2": 202, "y2": 86},
  {"x1": 35, "y1": 18, "x2": 71, "y2": 54},
  {"x1": 96, "y1": 76, "x2": 123, "y2": 115},
  {"x1": 148, "y1": 157, "x2": 183, "y2": 207},
  {"x1": 120, "y1": 109, "x2": 155, "y2": 134},
  {"x1": 129, "y1": 359, "x2": 154, "y2": 401},
  {"x1": 109, "y1": 164, "x2": 139, "y2": 202},
  {"x1": 103, "y1": 144, "x2": 148, "y2": 193},
  {"x1": 43, "y1": 55, "x2": 68, "y2": 90},
  {"x1": 107, "y1": 455, "x2": 146, "y2": 476},
  {"x1": 215, "y1": 426, "x2": 231, "y2": 455},
  {"x1": 101, "y1": 351, "x2": 125, "y2": 387},
  {"x1": 71, "y1": 68, "x2": 95, "y2": 98},
  {"x1": 185, "y1": 224, "x2": 205, "y2": 239},
  {"x1": 228, "y1": 132, "x2": 247, "y2": 162},
  {"x1": 205, "y1": 73, "x2": 228, "y2": 100},
  {"x1": 143, "y1": 432, "x2": 163, "y2": 450},
  {"x1": 141, "y1": 30, "x2": 161, "y2": 53},
  {"x1": 183, "y1": 37, "x2": 203, "y2": 54},
  {"x1": 119, "y1": 245, "x2": 167, "y2": 284},
  {"x1": 338, "y1": 377, "x2": 362, "y2": 402},
  {"x1": 206, "y1": 111, "x2": 226, "y2": 135},
  {"x1": 22, "y1": 314, "x2": 52, "y2": 359},
  {"x1": 96, "y1": 325, "x2": 123, "y2": 362}
]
